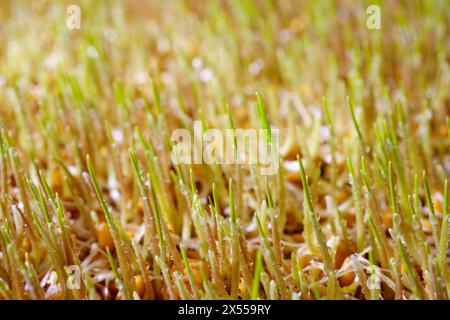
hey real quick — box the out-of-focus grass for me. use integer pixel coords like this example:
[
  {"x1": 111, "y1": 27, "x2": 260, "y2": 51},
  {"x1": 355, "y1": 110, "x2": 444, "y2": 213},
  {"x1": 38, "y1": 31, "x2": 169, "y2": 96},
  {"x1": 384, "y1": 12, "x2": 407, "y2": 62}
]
[{"x1": 0, "y1": 0, "x2": 449, "y2": 299}]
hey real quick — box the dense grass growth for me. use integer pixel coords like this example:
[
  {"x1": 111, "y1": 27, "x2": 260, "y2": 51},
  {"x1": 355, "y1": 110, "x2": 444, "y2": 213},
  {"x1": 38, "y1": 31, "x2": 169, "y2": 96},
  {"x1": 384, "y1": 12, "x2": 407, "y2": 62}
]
[{"x1": 0, "y1": 0, "x2": 449, "y2": 300}]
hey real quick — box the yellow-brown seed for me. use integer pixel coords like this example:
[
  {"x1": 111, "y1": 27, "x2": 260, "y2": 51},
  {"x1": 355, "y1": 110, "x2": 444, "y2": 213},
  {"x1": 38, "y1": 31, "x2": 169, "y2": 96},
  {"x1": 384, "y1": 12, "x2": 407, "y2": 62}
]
[
  {"x1": 382, "y1": 209, "x2": 393, "y2": 230},
  {"x1": 342, "y1": 209, "x2": 356, "y2": 228},
  {"x1": 334, "y1": 240, "x2": 348, "y2": 269},
  {"x1": 336, "y1": 190, "x2": 348, "y2": 204},
  {"x1": 338, "y1": 257, "x2": 355, "y2": 287},
  {"x1": 96, "y1": 222, "x2": 115, "y2": 250},
  {"x1": 298, "y1": 253, "x2": 322, "y2": 269},
  {"x1": 39, "y1": 247, "x2": 47, "y2": 263},
  {"x1": 134, "y1": 275, "x2": 145, "y2": 297},
  {"x1": 291, "y1": 233, "x2": 304, "y2": 243},
  {"x1": 338, "y1": 270, "x2": 356, "y2": 287},
  {"x1": 22, "y1": 237, "x2": 32, "y2": 252}
]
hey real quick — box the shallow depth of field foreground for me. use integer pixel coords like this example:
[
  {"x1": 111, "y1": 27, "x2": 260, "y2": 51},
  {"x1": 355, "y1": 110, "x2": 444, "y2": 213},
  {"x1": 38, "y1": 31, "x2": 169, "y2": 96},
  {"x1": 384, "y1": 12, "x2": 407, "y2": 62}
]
[{"x1": 0, "y1": 0, "x2": 449, "y2": 300}]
